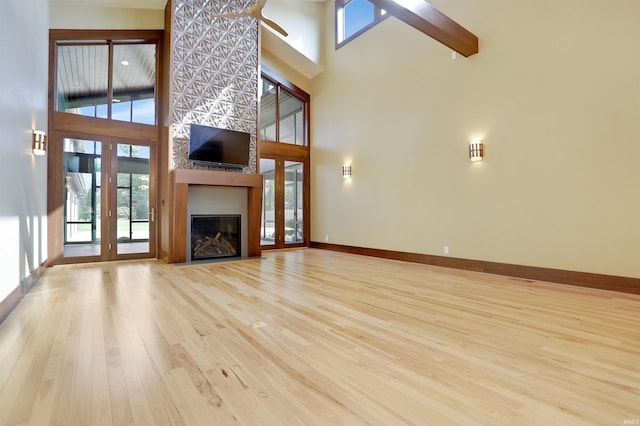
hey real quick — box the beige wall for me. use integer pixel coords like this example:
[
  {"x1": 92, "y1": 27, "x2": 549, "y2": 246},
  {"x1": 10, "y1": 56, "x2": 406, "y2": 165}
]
[
  {"x1": 261, "y1": 50, "x2": 313, "y2": 95},
  {"x1": 50, "y1": 5, "x2": 164, "y2": 29},
  {"x1": 307, "y1": 0, "x2": 640, "y2": 279},
  {"x1": 0, "y1": 0, "x2": 49, "y2": 301},
  {"x1": 39, "y1": 0, "x2": 640, "y2": 280},
  {"x1": 264, "y1": 0, "x2": 324, "y2": 65}
]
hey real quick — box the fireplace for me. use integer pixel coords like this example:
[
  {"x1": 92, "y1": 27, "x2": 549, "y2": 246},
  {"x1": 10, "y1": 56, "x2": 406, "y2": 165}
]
[{"x1": 191, "y1": 214, "x2": 241, "y2": 260}]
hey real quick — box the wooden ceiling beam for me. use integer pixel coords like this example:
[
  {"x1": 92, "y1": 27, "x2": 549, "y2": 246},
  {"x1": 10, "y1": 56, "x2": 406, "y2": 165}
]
[{"x1": 367, "y1": 0, "x2": 478, "y2": 57}]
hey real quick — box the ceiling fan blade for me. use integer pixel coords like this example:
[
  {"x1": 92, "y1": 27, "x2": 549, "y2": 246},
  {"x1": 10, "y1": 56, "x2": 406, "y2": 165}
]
[
  {"x1": 210, "y1": 0, "x2": 288, "y2": 37},
  {"x1": 261, "y1": 16, "x2": 288, "y2": 37}
]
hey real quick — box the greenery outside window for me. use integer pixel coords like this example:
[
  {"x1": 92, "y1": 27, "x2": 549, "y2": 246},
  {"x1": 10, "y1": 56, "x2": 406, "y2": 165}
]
[{"x1": 116, "y1": 144, "x2": 151, "y2": 242}]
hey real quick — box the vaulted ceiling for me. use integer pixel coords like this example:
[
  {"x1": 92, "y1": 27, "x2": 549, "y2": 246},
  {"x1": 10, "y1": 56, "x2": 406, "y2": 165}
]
[{"x1": 50, "y1": 0, "x2": 477, "y2": 80}]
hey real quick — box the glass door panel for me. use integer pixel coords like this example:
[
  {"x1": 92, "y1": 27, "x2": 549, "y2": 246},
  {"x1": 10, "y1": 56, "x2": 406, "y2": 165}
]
[
  {"x1": 284, "y1": 161, "x2": 304, "y2": 244},
  {"x1": 57, "y1": 134, "x2": 155, "y2": 263},
  {"x1": 260, "y1": 158, "x2": 276, "y2": 246},
  {"x1": 63, "y1": 138, "x2": 102, "y2": 258},
  {"x1": 115, "y1": 143, "x2": 151, "y2": 256},
  {"x1": 260, "y1": 158, "x2": 305, "y2": 249}
]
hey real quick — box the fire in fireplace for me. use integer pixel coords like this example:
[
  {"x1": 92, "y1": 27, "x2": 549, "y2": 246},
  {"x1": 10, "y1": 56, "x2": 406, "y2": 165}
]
[{"x1": 191, "y1": 215, "x2": 241, "y2": 260}]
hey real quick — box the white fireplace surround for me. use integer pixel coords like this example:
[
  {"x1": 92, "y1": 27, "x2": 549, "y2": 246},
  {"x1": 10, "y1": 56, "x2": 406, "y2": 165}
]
[{"x1": 186, "y1": 186, "x2": 248, "y2": 262}]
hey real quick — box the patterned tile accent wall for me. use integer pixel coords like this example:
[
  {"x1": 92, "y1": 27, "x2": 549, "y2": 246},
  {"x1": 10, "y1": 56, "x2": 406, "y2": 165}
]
[{"x1": 171, "y1": 0, "x2": 258, "y2": 174}]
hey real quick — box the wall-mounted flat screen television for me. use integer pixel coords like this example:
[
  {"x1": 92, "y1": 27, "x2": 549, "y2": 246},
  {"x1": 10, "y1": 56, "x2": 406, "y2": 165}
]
[{"x1": 188, "y1": 123, "x2": 251, "y2": 168}]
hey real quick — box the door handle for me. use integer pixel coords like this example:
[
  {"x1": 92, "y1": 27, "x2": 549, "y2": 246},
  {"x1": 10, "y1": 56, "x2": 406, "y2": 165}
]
[{"x1": 150, "y1": 207, "x2": 156, "y2": 222}]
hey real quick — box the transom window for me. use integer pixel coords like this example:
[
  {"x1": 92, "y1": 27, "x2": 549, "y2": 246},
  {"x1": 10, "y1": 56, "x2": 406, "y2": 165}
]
[
  {"x1": 336, "y1": 0, "x2": 387, "y2": 48},
  {"x1": 56, "y1": 40, "x2": 158, "y2": 125},
  {"x1": 259, "y1": 75, "x2": 307, "y2": 146}
]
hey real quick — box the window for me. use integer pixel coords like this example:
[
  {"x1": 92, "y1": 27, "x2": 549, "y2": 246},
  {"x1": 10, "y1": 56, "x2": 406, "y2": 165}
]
[
  {"x1": 259, "y1": 68, "x2": 310, "y2": 249},
  {"x1": 336, "y1": 0, "x2": 387, "y2": 48},
  {"x1": 259, "y1": 75, "x2": 307, "y2": 146},
  {"x1": 56, "y1": 40, "x2": 158, "y2": 125},
  {"x1": 50, "y1": 30, "x2": 161, "y2": 264}
]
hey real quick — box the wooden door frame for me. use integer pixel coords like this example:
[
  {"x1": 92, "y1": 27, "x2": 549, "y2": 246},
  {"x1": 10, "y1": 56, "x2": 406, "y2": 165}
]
[
  {"x1": 107, "y1": 137, "x2": 158, "y2": 261},
  {"x1": 259, "y1": 145, "x2": 310, "y2": 249},
  {"x1": 49, "y1": 130, "x2": 109, "y2": 264},
  {"x1": 258, "y1": 67, "x2": 311, "y2": 250},
  {"x1": 49, "y1": 131, "x2": 158, "y2": 265},
  {"x1": 47, "y1": 29, "x2": 163, "y2": 265}
]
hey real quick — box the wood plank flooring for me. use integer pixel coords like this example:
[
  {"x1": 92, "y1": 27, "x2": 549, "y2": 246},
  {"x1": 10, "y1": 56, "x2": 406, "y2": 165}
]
[{"x1": 1, "y1": 249, "x2": 639, "y2": 425}]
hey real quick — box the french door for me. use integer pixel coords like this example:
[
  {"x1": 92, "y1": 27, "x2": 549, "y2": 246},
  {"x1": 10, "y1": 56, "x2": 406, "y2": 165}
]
[
  {"x1": 53, "y1": 131, "x2": 156, "y2": 263},
  {"x1": 260, "y1": 156, "x2": 307, "y2": 249}
]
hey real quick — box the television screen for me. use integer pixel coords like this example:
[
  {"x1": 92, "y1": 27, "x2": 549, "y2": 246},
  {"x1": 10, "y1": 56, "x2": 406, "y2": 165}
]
[{"x1": 188, "y1": 124, "x2": 250, "y2": 167}]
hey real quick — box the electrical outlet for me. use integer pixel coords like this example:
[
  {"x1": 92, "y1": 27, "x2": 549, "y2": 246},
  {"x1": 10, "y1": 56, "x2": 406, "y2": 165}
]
[
  {"x1": 444, "y1": 246, "x2": 449, "y2": 255},
  {"x1": 325, "y1": 235, "x2": 329, "y2": 242}
]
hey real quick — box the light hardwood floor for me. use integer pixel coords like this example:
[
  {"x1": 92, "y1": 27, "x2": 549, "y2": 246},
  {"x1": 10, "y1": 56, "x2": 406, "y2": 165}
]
[{"x1": 1, "y1": 249, "x2": 639, "y2": 425}]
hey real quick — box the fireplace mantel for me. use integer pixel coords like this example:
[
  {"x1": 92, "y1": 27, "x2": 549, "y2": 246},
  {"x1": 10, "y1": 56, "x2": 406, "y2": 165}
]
[{"x1": 170, "y1": 169, "x2": 263, "y2": 263}]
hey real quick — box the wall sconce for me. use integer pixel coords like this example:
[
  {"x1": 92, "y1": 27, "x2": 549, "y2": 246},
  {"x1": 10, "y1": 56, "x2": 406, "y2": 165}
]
[
  {"x1": 342, "y1": 164, "x2": 352, "y2": 179},
  {"x1": 32, "y1": 130, "x2": 47, "y2": 156},
  {"x1": 469, "y1": 140, "x2": 484, "y2": 162}
]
